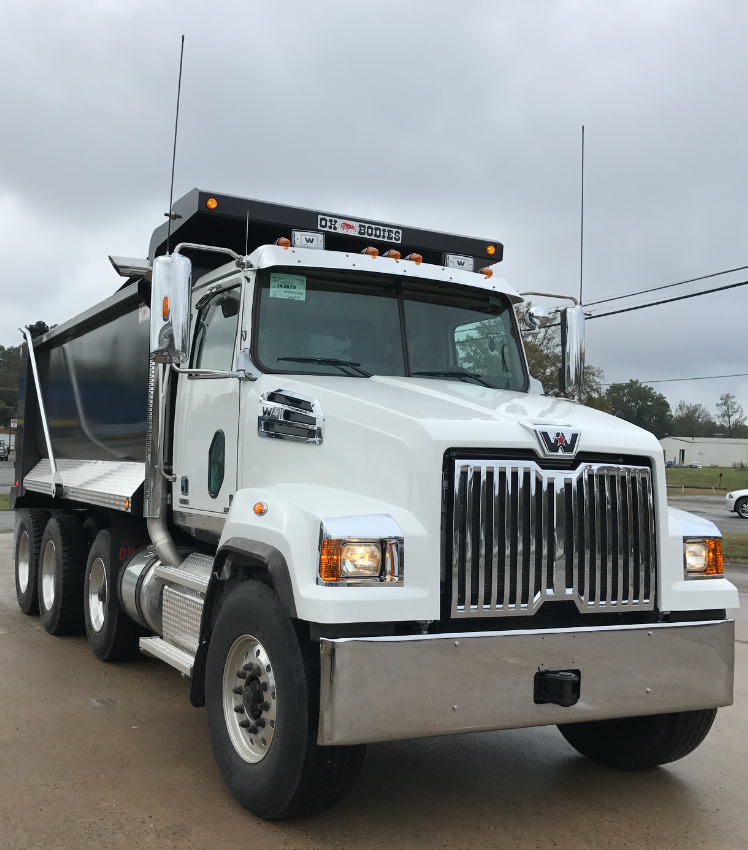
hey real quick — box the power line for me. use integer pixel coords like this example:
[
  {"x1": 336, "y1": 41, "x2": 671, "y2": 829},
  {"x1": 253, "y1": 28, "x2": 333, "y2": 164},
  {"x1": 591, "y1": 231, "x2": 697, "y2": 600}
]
[
  {"x1": 586, "y1": 277, "x2": 748, "y2": 320},
  {"x1": 602, "y1": 372, "x2": 748, "y2": 386},
  {"x1": 585, "y1": 263, "x2": 748, "y2": 307}
]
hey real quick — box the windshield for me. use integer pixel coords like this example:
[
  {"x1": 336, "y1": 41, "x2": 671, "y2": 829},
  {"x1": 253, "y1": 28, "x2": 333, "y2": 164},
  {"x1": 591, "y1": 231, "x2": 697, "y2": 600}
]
[{"x1": 254, "y1": 269, "x2": 526, "y2": 390}]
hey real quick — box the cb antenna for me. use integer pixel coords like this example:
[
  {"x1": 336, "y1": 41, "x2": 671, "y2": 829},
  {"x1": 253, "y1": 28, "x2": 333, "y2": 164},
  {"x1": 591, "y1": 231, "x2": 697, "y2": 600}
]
[
  {"x1": 165, "y1": 35, "x2": 186, "y2": 255},
  {"x1": 579, "y1": 124, "x2": 585, "y2": 305}
]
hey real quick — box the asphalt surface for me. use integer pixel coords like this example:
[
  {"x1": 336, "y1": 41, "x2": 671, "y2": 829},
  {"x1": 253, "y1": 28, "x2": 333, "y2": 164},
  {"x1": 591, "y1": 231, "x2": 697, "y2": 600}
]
[
  {"x1": 668, "y1": 494, "x2": 748, "y2": 535},
  {"x1": 0, "y1": 532, "x2": 745, "y2": 849}
]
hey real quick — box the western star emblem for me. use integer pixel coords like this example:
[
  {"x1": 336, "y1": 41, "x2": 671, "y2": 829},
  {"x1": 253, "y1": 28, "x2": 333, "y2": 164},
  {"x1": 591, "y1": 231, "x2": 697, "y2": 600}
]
[{"x1": 533, "y1": 425, "x2": 581, "y2": 456}]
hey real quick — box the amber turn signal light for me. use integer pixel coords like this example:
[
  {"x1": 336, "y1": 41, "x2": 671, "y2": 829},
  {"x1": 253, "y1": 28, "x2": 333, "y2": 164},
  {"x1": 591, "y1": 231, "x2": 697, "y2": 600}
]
[
  {"x1": 162, "y1": 296, "x2": 169, "y2": 319},
  {"x1": 319, "y1": 539, "x2": 342, "y2": 582},
  {"x1": 383, "y1": 249, "x2": 401, "y2": 260},
  {"x1": 206, "y1": 197, "x2": 218, "y2": 210},
  {"x1": 705, "y1": 538, "x2": 724, "y2": 575},
  {"x1": 479, "y1": 267, "x2": 493, "y2": 278},
  {"x1": 253, "y1": 501, "x2": 268, "y2": 516},
  {"x1": 405, "y1": 253, "x2": 423, "y2": 265},
  {"x1": 486, "y1": 244, "x2": 496, "y2": 255},
  {"x1": 276, "y1": 237, "x2": 291, "y2": 249}
]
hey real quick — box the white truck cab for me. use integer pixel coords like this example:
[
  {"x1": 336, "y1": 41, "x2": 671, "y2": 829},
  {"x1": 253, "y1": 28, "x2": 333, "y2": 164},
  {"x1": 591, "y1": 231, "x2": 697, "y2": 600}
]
[{"x1": 12, "y1": 190, "x2": 738, "y2": 820}]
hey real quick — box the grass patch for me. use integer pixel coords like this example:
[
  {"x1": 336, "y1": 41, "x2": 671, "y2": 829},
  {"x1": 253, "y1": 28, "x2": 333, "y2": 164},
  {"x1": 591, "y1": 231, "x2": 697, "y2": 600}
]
[
  {"x1": 722, "y1": 533, "x2": 748, "y2": 564},
  {"x1": 666, "y1": 466, "x2": 748, "y2": 493},
  {"x1": 0, "y1": 494, "x2": 8, "y2": 511}
]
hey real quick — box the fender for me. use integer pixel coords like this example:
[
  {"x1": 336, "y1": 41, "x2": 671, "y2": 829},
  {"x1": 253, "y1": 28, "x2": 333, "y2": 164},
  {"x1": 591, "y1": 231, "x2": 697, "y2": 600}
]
[{"x1": 189, "y1": 538, "x2": 297, "y2": 708}]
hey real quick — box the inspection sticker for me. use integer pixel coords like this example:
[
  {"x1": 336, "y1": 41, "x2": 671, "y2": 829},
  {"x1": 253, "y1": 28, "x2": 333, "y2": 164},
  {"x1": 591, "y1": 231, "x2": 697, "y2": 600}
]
[
  {"x1": 138, "y1": 303, "x2": 150, "y2": 323},
  {"x1": 270, "y1": 273, "x2": 306, "y2": 301}
]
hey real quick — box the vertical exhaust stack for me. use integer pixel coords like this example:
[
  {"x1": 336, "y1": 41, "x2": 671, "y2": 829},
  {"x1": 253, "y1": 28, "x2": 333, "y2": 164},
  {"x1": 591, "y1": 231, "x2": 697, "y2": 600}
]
[{"x1": 145, "y1": 253, "x2": 192, "y2": 567}]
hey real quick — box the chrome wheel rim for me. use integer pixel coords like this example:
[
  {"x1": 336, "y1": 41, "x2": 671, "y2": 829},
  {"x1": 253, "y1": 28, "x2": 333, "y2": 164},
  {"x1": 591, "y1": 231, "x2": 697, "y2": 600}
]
[
  {"x1": 41, "y1": 539, "x2": 57, "y2": 611},
  {"x1": 739, "y1": 501, "x2": 748, "y2": 518},
  {"x1": 17, "y1": 530, "x2": 30, "y2": 594},
  {"x1": 223, "y1": 634, "x2": 277, "y2": 763},
  {"x1": 87, "y1": 557, "x2": 107, "y2": 632}
]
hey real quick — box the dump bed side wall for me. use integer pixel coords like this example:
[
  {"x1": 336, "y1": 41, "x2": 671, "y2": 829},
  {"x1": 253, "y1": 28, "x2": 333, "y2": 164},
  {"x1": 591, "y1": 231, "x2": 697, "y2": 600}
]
[{"x1": 17, "y1": 283, "x2": 150, "y2": 472}]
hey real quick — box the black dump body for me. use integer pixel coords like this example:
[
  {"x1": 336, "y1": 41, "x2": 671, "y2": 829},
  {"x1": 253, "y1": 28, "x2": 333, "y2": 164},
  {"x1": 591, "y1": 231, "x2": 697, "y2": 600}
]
[
  {"x1": 15, "y1": 188, "x2": 503, "y2": 486},
  {"x1": 15, "y1": 282, "x2": 150, "y2": 484},
  {"x1": 150, "y1": 189, "x2": 503, "y2": 280}
]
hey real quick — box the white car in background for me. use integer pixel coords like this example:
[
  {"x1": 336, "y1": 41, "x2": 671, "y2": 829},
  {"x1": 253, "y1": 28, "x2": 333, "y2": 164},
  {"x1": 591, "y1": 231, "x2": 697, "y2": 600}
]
[{"x1": 726, "y1": 489, "x2": 748, "y2": 519}]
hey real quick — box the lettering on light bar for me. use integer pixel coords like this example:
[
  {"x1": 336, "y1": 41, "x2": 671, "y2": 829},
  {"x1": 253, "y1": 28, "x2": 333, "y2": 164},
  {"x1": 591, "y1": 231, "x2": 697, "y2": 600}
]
[
  {"x1": 318, "y1": 215, "x2": 402, "y2": 244},
  {"x1": 292, "y1": 230, "x2": 325, "y2": 249},
  {"x1": 445, "y1": 254, "x2": 474, "y2": 272}
]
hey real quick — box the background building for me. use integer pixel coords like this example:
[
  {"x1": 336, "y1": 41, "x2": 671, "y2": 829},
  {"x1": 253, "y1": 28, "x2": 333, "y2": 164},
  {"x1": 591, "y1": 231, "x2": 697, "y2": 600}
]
[{"x1": 660, "y1": 436, "x2": 748, "y2": 467}]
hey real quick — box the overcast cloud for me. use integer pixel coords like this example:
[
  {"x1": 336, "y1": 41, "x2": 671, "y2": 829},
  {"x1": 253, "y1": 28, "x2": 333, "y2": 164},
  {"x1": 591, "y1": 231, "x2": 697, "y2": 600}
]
[{"x1": 1, "y1": 0, "x2": 746, "y2": 415}]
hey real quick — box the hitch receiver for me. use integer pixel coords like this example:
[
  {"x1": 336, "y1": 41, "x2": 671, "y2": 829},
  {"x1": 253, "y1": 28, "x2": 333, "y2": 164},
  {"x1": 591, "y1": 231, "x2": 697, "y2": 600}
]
[{"x1": 534, "y1": 669, "x2": 581, "y2": 707}]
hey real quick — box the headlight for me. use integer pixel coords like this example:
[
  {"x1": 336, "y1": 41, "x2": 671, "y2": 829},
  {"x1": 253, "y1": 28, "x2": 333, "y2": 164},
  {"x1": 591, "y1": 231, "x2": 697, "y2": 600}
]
[
  {"x1": 684, "y1": 538, "x2": 723, "y2": 578},
  {"x1": 727, "y1": 493, "x2": 733, "y2": 499},
  {"x1": 319, "y1": 538, "x2": 402, "y2": 584}
]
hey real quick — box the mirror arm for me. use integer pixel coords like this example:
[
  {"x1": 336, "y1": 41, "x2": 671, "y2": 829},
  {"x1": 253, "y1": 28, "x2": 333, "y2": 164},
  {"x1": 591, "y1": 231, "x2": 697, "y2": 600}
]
[
  {"x1": 519, "y1": 291, "x2": 579, "y2": 305},
  {"x1": 170, "y1": 364, "x2": 254, "y2": 381},
  {"x1": 173, "y1": 243, "x2": 250, "y2": 269}
]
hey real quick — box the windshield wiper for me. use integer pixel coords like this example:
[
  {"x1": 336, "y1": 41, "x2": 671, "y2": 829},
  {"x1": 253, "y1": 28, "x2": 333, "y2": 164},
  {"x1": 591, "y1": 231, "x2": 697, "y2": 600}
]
[
  {"x1": 411, "y1": 368, "x2": 499, "y2": 388},
  {"x1": 276, "y1": 357, "x2": 372, "y2": 378}
]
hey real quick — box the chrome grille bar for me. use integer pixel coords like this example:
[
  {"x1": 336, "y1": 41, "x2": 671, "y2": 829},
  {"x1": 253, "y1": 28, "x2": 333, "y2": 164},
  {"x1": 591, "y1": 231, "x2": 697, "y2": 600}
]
[{"x1": 449, "y1": 460, "x2": 657, "y2": 618}]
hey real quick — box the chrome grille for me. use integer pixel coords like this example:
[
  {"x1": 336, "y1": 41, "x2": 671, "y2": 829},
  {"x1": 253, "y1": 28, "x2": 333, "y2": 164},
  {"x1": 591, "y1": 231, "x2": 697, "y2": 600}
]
[{"x1": 449, "y1": 460, "x2": 656, "y2": 617}]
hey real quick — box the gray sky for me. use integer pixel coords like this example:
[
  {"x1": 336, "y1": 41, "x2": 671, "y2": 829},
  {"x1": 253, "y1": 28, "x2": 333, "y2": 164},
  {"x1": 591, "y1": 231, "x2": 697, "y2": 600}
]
[{"x1": 2, "y1": 0, "x2": 746, "y2": 417}]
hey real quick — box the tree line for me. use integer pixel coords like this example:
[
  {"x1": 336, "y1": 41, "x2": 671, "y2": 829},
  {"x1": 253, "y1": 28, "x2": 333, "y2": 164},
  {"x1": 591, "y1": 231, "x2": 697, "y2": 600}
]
[
  {"x1": 520, "y1": 305, "x2": 746, "y2": 440},
  {"x1": 0, "y1": 345, "x2": 20, "y2": 429}
]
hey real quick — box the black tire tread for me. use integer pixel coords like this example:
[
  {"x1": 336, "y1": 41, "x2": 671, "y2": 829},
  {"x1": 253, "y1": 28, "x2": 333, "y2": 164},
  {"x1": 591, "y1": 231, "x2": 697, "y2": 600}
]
[
  {"x1": 39, "y1": 514, "x2": 88, "y2": 636},
  {"x1": 15, "y1": 509, "x2": 49, "y2": 615},
  {"x1": 735, "y1": 497, "x2": 748, "y2": 518},
  {"x1": 558, "y1": 708, "x2": 718, "y2": 770}
]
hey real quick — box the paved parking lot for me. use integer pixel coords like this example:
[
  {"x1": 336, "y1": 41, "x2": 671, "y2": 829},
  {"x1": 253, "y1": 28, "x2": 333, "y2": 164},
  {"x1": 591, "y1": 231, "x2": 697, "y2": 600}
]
[{"x1": 0, "y1": 530, "x2": 745, "y2": 849}]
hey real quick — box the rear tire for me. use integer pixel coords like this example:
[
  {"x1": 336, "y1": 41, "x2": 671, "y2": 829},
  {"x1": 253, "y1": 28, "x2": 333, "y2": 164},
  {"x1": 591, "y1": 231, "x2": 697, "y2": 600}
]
[
  {"x1": 205, "y1": 580, "x2": 366, "y2": 820},
  {"x1": 84, "y1": 530, "x2": 143, "y2": 661},
  {"x1": 558, "y1": 708, "x2": 718, "y2": 770},
  {"x1": 14, "y1": 509, "x2": 49, "y2": 615},
  {"x1": 736, "y1": 497, "x2": 748, "y2": 519},
  {"x1": 38, "y1": 514, "x2": 88, "y2": 636}
]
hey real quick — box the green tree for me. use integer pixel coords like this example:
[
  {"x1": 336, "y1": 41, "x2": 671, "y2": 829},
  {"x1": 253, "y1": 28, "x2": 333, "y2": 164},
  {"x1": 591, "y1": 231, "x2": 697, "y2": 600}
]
[
  {"x1": 670, "y1": 401, "x2": 718, "y2": 437},
  {"x1": 716, "y1": 392, "x2": 747, "y2": 438},
  {"x1": 605, "y1": 380, "x2": 672, "y2": 438}
]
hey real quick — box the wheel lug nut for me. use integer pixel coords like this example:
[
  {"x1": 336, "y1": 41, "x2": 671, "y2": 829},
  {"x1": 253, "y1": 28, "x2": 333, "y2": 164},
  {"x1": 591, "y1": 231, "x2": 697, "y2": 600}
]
[
  {"x1": 261, "y1": 682, "x2": 268, "y2": 692},
  {"x1": 260, "y1": 701, "x2": 269, "y2": 712},
  {"x1": 234, "y1": 705, "x2": 245, "y2": 714},
  {"x1": 232, "y1": 686, "x2": 243, "y2": 695},
  {"x1": 243, "y1": 663, "x2": 257, "y2": 675},
  {"x1": 256, "y1": 718, "x2": 266, "y2": 728},
  {"x1": 236, "y1": 670, "x2": 247, "y2": 679},
  {"x1": 239, "y1": 719, "x2": 250, "y2": 729}
]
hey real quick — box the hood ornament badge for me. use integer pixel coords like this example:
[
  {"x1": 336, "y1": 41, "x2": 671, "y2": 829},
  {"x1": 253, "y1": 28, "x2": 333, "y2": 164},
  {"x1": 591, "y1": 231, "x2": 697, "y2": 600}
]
[{"x1": 524, "y1": 421, "x2": 581, "y2": 457}]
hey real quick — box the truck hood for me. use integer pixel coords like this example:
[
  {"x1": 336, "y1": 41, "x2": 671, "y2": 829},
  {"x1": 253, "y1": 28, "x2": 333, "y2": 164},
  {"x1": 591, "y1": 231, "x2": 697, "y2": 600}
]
[{"x1": 274, "y1": 374, "x2": 663, "y2": 458}]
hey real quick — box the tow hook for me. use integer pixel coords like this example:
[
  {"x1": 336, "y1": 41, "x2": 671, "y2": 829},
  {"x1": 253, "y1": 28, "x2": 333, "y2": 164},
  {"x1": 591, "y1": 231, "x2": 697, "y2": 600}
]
[{"x1": 533, "y1": 669, "x2": 581, "y2": 707}]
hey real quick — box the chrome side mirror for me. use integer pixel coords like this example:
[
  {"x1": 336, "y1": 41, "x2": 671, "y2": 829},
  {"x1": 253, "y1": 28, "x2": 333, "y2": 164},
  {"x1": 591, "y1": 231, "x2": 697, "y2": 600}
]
[
  {"x1": 560, "y1": 306, "x2": 585, "y2": 398},
  {"x1": 523, "y1": 305, "x2": 550, "y2": 331},
  {"x1": 150, "y1": 254, "x2": 192, "y2": 362}
]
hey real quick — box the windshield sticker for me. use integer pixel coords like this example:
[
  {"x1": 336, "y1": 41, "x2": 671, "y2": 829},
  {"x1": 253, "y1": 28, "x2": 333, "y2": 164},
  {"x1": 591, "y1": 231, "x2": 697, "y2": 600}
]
[
  {"x1": 318, "y1": 215, "x2": 402, "y2": 243},
  {"x1": 270, "y1": 273, "x2": 306, "y2": 301}
]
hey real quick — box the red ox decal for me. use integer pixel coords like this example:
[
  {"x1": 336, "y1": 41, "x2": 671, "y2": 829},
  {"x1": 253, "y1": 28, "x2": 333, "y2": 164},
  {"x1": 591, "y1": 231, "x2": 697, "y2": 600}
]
[{"x1": 340, "y1": 222, "x2": 356, "y2": 232}]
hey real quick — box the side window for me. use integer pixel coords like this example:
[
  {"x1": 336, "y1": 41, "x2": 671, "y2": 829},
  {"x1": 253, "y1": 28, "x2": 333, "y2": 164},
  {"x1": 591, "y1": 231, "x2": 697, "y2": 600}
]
[
  {"x1": 193, "y1": 288, "x2": 241, "y2": 371},
  {"x1": 208, "y1": 430, "x2": 225, "y2": 497}
]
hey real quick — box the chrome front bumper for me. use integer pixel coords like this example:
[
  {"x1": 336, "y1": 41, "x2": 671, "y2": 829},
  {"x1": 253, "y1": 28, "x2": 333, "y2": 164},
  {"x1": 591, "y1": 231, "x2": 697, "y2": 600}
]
[{"x1": 318, "y1": 619, "x2": 734, "y2": 745}]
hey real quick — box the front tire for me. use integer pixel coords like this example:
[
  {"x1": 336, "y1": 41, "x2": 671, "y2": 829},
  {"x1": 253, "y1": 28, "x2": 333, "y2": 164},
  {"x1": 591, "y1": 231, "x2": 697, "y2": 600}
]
[
  {"x1": 205, "y1": 581, "x2": 366, "y2": 820},
  {"x1": 735, "y1": 497, "x2": 748, "y2": 519},
  {"x1": 38, "y1": 514, "x2": 88, "y2": 636},
  {"x1": 14, "y1": 509, "x2": 49, "y2": 614},
  {"x1": 558, "y1": 709, "x2": 718, "y2": 770},
  {"x1": 84, "y1": 530, "x2": 143, "y2": 661}
]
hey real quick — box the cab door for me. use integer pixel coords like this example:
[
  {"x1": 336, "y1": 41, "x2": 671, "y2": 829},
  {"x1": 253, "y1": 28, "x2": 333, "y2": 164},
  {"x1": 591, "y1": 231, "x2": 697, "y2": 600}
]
[{"x1": 173, "y1": 280, "x2": 243, "y2": 518}]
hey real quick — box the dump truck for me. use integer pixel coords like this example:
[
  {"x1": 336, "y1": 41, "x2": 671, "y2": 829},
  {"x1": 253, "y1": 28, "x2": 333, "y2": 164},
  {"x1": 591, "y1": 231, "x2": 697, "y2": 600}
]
[{"x1": 11, "y1": 189, "x2": 738, "y2": 819}]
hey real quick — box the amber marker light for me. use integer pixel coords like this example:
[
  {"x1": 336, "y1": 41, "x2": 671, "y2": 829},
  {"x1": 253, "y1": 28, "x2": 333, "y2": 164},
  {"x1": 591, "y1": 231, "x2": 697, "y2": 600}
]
[
  {"x1": 405, "y1": 253, "x2": 423, "y2": 265},
  {"x1": 486, "y1": 244, "x2": 496, "y2": 256},
  {"x1": 479, "y1": 267, "x2": 493, "y2": 278},
  {"x1": 162, "y1": 296, "x2": 169, "y2": 319},
  {"x1": 206, "y1": 197, "x2": 218, "y2": 210},
  {"x1": 124, "y1": 498, "x2": 130, "y2": 511},
  {"x1": 705, "y1": 539, "x2": 724, "y2": 575},
  {"x1": 276, "y1": 237, "x2": 291, "y2": 249},
  {"x1": 319, "y1": 539, "x2": 342, "y2": 582},
  {"x1": 383, "y1": 249, "x2": 401, "y2": 260},
  {"x1": 363, "y1": 246, "x2": 379, "y2": 258},
  {"x1": 253, "y1": 501, "x2": 268, "y2": 516}
]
